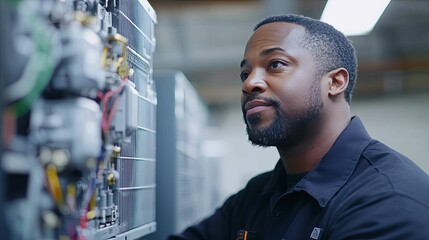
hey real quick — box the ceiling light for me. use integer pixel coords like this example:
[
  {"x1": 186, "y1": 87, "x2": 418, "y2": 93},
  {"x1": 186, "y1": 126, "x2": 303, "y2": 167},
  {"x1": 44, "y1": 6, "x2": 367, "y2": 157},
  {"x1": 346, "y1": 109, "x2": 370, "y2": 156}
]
[{"x1": 320, "y1": 0, "x2": 391, "y2": 36}]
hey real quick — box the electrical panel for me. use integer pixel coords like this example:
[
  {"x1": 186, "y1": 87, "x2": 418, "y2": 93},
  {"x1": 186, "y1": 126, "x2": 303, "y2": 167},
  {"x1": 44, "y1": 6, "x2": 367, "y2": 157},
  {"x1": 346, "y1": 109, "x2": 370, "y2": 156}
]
[
  {"x1": 1, "y1": 0, "x2": 157, "y2": 239},
  {"x1": 145, "y1": 71, "x2": 214, "y2": 240}
]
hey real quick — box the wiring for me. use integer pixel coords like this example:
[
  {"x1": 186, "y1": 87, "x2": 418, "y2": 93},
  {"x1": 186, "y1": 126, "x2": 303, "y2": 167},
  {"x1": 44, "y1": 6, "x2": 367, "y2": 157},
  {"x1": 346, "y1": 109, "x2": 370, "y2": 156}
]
[
  {"x1": 105, "y1": 93, "x2": 121, "y2": 132},
  {"x1": 6, "y1": 2, "x2": 56, "y2": 116},
  {"x1": 100, "y1": 47, "x2": 109, "y2": 69},
  {"x1": 79, "y1": 144, "x2": 105, "y2": 230},
  {"x1": 84, "y1": 146, "x2": 105, "y2": 208},
  {"x1": 101, "y1": 78, "x2": 128, "y2": 134},
  {"x1": 46, "y1": 163, "x2": 64, "y2": 207},
  {"x1": 3, "y1": 0, "x2": 157, "y2": 239}
]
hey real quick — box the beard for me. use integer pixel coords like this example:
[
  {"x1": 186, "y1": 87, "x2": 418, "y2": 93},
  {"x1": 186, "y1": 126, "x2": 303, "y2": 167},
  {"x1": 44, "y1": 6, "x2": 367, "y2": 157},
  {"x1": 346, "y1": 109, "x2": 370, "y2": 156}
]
[{"x1": 242, "y1": 80, "x2": 323, "y2": 147}]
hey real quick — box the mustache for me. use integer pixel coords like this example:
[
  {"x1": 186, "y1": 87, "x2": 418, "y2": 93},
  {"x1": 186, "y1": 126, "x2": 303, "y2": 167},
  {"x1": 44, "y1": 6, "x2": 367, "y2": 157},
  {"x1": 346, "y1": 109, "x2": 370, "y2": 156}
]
[{"x1": 241, "y1": 95, "x2": 280, "y2": 112}]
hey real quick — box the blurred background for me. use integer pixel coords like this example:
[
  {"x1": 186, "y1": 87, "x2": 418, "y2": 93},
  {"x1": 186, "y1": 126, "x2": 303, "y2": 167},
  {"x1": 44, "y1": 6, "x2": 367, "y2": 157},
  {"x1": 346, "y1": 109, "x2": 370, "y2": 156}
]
[{"x1": 151, "y1": 0, "x2": 429, "y2": 205}]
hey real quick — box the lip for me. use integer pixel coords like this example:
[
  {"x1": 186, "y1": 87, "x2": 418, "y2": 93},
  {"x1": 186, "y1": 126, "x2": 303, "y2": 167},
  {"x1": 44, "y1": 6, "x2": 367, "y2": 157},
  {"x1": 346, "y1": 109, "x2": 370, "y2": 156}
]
[{"x1": 245, "y1": 100, "x2": 272, "y2": 115}]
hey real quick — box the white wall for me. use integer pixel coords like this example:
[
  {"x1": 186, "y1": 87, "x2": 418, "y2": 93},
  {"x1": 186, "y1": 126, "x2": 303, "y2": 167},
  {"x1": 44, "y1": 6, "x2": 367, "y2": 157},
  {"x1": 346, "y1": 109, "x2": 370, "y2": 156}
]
[
  {"x1": 351, "y1": 92, "x2": 429, "y2": 171},
  {"x1": 212, "y1": 92, "x2": 429, "y2": 205}
]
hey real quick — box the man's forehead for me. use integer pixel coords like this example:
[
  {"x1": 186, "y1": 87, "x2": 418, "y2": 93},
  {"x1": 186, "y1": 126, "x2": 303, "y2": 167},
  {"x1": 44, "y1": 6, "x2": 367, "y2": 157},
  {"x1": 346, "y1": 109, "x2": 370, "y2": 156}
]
[
  {"x1": 244, "y1": 22, "x2": 306, "y2": 54},
  {"x1": 251, "y1": 22, "x2": 305, "y2": 42}
]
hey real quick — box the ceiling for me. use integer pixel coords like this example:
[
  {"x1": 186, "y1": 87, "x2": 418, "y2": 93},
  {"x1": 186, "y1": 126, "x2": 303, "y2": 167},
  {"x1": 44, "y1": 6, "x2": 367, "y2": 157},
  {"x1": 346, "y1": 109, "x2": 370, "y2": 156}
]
[{"x1": 151, "y1": 0, "x2": 429, "y2": 107}]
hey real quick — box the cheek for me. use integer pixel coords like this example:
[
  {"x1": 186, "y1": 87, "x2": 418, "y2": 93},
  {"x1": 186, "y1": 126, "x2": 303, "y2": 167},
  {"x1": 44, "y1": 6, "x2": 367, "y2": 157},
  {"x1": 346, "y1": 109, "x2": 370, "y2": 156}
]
[
  {"x1": 276, "y1": 82, "x2": 303, "y2": 108},
  {"x1": 276, "y1": 83, "x2": 316, "y2": 116}
]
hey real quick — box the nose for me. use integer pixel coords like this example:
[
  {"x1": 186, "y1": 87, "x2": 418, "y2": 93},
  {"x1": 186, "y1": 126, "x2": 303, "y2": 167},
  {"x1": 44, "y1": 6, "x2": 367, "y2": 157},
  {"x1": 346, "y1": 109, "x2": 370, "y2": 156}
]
[{"x1": 242, "y1": 69, "x2": 267, "y2": 95}]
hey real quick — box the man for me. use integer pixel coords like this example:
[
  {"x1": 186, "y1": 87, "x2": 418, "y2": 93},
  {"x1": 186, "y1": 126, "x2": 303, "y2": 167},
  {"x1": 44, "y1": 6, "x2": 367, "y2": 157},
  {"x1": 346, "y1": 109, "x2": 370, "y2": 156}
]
[{"x1": 169, "y1": 14, "x2": 429, "y2": 240}]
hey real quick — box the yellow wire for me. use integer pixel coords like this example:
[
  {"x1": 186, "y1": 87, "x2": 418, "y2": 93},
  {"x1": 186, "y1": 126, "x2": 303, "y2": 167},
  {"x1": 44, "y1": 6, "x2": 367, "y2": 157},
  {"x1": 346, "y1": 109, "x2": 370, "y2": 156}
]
[
  {"x1": 89, "y1": 190, "x2": 96, "y2": 211},
  {"x1": 46, "y1": 164, "x2": 64, "y2": 206},
  {"x1": 100, "y1": 48, "x2": 109, "y2": 68},
  {"x1": 67, "y1": 184, "x2": 76, "y2": 197}
]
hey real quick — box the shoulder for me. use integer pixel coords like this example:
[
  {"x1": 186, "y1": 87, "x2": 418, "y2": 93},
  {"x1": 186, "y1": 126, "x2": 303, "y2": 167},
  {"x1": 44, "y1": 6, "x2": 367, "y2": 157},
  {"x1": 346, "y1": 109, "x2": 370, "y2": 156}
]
[
  {"x1": 328, "y1": 140, "x2": 429, "y2": 221},
  {"x1": 325, "y1": 141, "x2": 429, "y2": 238},
  {"x1": 329, "y1": 139, "x2": 429, "y2": 214},
  {"x1": 363, "y1": 140, "x2": 423, "y2": 171},
  {"x1": 362, "y1": 140, "x2": 429, "y2": 197}
]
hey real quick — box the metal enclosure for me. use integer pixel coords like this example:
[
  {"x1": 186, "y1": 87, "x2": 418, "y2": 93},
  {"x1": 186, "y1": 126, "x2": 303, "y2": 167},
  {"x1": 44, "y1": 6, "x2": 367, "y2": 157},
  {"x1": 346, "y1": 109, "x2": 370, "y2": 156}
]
[
  {"x1": 144, "y1": 71, "x2": 213, "y2": 240},
  {"x1": 112, "y1": 0, "x2": 158, "y2": 238}
]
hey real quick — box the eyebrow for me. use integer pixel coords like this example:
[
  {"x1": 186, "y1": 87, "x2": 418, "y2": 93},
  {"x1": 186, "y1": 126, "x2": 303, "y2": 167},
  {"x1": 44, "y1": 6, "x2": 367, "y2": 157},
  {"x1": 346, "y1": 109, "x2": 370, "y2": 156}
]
[
  {"x1": 260, "y1": 47, "x2": 285, "y2": 56},
  {"x1": 240, "y1": 47, "x2": 286, "y2": 68}
]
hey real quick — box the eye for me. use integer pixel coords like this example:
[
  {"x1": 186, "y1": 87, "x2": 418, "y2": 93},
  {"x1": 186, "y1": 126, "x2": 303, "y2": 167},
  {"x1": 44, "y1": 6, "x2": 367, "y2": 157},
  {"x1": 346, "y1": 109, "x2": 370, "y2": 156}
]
[
  {"x1": 268, "y1": 60, "x2": 287, "y2": 70},
  {"x1": 240, "y1": 71, "x2": 249, "y2": 82}
]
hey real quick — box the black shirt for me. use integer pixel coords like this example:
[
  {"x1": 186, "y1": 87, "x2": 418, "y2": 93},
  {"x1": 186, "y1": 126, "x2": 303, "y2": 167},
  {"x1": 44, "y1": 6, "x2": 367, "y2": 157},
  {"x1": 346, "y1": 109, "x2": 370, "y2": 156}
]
[{"x1": 169, "y1": 116, "x2": 429, "y2": 240}]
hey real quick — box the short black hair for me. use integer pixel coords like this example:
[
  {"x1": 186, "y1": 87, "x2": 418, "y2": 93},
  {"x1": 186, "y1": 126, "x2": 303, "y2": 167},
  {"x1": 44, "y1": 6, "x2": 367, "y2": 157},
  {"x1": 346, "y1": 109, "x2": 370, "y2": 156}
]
[{"x1": 255, "y1": 14, "x2": 358, "y2": 104}]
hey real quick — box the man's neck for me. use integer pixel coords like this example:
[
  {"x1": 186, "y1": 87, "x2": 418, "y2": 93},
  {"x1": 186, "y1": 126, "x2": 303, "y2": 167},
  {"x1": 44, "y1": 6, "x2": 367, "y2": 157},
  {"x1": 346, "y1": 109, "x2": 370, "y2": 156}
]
[{"x1": 277, "y1": 110, "x2": 351, "y2": 174}]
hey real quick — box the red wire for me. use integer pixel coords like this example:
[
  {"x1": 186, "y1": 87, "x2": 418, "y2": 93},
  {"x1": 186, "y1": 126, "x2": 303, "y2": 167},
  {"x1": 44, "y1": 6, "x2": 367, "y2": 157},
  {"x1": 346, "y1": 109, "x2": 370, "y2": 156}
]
[
  {"x1": 101, "y1": 78, "x2": 128, "y2": 134},
  {"x1": 96, "y1": 90, "x2": 104, "y2": 100},
  {"x1": 106, "y1": 95, "x2": 120, "y2": 131}
]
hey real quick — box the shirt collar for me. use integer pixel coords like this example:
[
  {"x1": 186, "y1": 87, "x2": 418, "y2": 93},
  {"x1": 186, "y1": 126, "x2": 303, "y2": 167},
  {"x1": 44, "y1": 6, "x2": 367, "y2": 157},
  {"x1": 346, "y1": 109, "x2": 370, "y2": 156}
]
[{"x1": 262, "y1": 116, "x2": 374, "y2": 207}]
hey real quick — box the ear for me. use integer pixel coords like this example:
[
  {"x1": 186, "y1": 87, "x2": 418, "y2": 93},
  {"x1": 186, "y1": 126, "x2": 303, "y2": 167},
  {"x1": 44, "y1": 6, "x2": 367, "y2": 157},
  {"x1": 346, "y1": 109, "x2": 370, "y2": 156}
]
[{"x1": 327, "y1": 68, "x2": 349, "y2": 97}]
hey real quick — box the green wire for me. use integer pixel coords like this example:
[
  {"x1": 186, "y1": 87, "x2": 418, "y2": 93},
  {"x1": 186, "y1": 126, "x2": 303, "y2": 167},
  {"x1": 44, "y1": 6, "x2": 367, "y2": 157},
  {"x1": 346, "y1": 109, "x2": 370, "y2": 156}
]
[
  {"x1": 11, "y1": 7, "x2": 55, "y2": 117},
  {"x1": 5, "y1": 0, "x2": 21, "y2": 9}
]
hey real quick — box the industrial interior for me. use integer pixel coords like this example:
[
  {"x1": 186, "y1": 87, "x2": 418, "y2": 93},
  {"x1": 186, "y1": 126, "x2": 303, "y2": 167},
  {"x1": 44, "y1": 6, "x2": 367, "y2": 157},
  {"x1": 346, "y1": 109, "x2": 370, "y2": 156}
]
[{"x1": 1, "y1": 0, "x2": 428, "y2": 239}]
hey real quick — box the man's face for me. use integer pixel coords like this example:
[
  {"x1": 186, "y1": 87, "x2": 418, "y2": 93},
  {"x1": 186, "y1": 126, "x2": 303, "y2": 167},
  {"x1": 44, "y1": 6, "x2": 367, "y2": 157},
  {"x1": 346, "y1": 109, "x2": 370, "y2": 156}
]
[{"x1": 240, "y1": 22, "x2": 323, "y2": 147}]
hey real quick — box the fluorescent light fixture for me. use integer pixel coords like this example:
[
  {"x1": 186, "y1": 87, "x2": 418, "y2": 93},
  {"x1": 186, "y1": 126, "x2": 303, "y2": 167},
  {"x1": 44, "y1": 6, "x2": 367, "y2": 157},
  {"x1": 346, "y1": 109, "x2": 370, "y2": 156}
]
[{"x1": 320, "y1": 0, "x2": 391, "y2": 36}]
